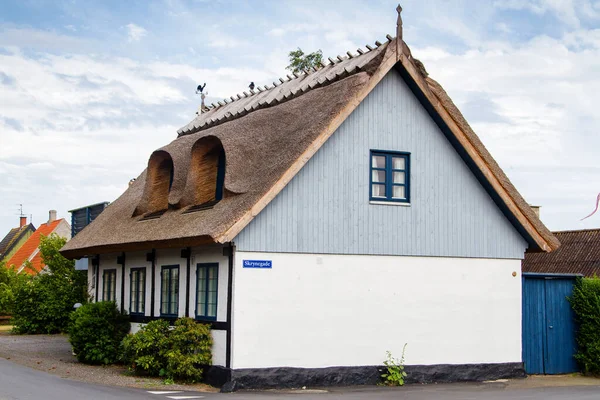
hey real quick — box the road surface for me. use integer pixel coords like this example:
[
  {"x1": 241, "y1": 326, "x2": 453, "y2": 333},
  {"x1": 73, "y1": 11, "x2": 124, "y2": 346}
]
[{"x1": 1, "y1": 358, "x2": 600, "y2": 399}]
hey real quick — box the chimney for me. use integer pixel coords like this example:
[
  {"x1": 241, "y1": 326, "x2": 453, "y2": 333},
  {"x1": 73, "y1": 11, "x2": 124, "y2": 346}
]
[
  {"x1": 530, "y1": 205, "x2": 540, "y2": 218},
  {"x1": 19, "y1": 216, "x2": 27, "y2": 228},
  {"x1": 48, "y1": 210, "x2": 57, "y2": 223}
]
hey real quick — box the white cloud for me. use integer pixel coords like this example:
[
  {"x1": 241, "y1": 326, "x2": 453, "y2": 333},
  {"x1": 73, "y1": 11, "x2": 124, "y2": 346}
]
[
  {"x1": 414, "y1": 27, "x2": 600, "y2": 229},
  {"x1": 125, "y1": 23, "x2": 147, "y2": 42},
  {"x1": 493, "y1": 0, "x2": 600, "y2": 28},
  {"x1": 1, "y1": 1, "x2": 600, "y2": 235}
]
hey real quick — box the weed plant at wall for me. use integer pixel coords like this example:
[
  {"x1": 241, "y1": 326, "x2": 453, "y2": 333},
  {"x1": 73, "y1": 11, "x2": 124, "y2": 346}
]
[{"x1": 381, "y1": 344, "x2": 408, "y2": 386}]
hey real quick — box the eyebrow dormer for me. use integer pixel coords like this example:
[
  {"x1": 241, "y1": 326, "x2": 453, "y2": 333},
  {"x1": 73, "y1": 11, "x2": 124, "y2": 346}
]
[
  {"x1": 181, "y1": 136, "x2": 226, "y2": 210},
  {"x1": 134, "y1": 150, "x2": 174, "y2": 217}
]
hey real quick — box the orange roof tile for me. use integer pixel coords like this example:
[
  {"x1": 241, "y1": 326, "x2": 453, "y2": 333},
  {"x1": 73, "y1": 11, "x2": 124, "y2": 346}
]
[{"x1": 6, "y1": 219, "x2": 64, "y2": 274}]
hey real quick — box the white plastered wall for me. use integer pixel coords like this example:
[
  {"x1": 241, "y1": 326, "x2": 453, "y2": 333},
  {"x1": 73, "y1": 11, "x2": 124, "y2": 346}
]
[
  {"x1": 123, "y1": 251, "x2": 152, "y2": 316},
  {"x1": 96, "y1": 252, "x2": 121, "y2": 305},
  {"x1": 121, "y1": 246, "x2": 229, "y2": 366},
  {"x1": 232, "y1": 251, "x2": 522, "y2": 369},
  {"x1": 190, "y1": 246, "x2": 229, "y2": 367}
]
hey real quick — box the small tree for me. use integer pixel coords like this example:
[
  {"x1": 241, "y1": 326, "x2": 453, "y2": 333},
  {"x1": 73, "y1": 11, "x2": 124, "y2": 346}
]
[
  {"x1": 286, "y1": 48, "x2": 323, "y2": 73},
  {"x1": 0, "y1": 261, "x2": 32, "y2": 315},
  {"x1": 12, "y1": 234, "x2": 88, "y2": 334}
]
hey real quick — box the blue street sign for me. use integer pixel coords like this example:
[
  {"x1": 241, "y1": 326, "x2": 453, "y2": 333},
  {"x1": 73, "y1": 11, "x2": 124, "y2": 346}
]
[{"x1": 243, "y1": 260, "x2": 272, "y2": 269}]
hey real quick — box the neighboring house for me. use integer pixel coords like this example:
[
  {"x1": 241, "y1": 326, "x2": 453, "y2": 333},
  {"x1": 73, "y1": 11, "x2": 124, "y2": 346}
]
[
  {"x1": 523, "y1": 228, "x2": 600, "y2": 277},
  {"x1": 61, "y1": 8, "x2": 559, "y2": 389},
  {"x1": 7, "y1": 210, "x2": 71, "y2": 275},
  {"x1": 0, "y1": 217, "x2": 35, "y2": 263},
  {"x1": 69, "y1": 202, "x2": 109, "y2": 271}
]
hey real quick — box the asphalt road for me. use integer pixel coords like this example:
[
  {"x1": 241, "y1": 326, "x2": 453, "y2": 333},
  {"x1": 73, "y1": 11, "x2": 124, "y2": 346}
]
[{"x1": 1, "y1": 358, "x2": 600, "y2": 400}]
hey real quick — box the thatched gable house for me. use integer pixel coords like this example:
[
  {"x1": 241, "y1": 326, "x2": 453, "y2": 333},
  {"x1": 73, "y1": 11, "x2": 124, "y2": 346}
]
[{"x1": 61, "y1": 6, "x2": 558, "y2": 390}]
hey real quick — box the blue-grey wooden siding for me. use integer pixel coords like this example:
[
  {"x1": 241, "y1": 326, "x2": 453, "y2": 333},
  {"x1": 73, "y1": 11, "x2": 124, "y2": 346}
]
[{"x1": 235, "y1": 69, "x2": 528, "y2": 259}]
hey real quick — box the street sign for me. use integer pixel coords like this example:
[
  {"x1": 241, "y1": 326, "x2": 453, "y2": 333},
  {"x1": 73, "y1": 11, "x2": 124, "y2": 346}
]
[{"x1": 243, "y1": 260, "x2": 272, "y2": 269}]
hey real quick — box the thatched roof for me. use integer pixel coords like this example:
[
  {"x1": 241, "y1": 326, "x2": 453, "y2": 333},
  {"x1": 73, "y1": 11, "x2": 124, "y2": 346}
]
[
  {"x1": 61, "y1": 35, "x2": 559, "y2": 259},
  {"x1": 523, "y1": 229, "x2": 600, "y2": 277}
]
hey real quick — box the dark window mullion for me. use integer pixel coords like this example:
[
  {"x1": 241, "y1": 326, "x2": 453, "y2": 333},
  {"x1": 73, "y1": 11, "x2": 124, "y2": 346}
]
[
  {"x1": 130, "y1": 270, "x2": 134, "y2": 313},
  {"x1": 386, "y1": 154, "x2": 393, "y2": 200},
  {"x1": 204, "y1": 267, "x2": 209, "y2": 317}
]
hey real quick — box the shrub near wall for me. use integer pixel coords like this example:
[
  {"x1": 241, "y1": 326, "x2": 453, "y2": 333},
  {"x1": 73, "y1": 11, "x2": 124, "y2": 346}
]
[
  {"x1": 68, "y1": 302, "x2": 130, "y2": 365},
  {"x1": 569, "y1": 277, "x2": 600, "y2": 375},
  {"x1": 122, "y1": 318, "x2": 212, "y2": 382}
]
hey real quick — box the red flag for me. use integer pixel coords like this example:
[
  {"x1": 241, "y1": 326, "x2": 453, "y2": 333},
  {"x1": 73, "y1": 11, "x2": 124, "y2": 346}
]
[{"x1": 581, "y1": 193, "x2": 600, "y2": 221}]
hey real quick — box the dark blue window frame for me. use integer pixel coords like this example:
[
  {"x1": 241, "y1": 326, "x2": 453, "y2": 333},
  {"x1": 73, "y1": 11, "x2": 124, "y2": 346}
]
[
  {"x1": 195, "y1": 263, "x2": 219, "y2": 321},
  {"x1": 129, "y1": 267, "x2": 146, "y2": 316},
  {"x1": 160, "y1": 265, "x2": 179, "y2": 317},
  {"x1": 369, "y1": 150, "x2": 410, "y2": 203},
  {"x1": 215, "y1": 150, "x2": 226, "y2": 202},
  {"x1": 102, "y1": 269, "x2": 117, "y2": 302}
]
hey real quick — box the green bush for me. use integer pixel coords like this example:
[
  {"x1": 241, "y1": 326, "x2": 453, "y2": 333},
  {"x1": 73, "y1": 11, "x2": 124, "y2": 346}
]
[
  {"x1": 122, "y1": 318, "x2": 212, "y2": 382},
  {"x1": 68, "y1": 302, "x2": 130, "y2": 365},
  {"x1": 121, "y1": 319, "x2": 171, "y2": 376},
  {"x1": 11, "y1": 234, "x2": 88, "y2": 334},
  {"x1": 0, "y1": 261, "x2": 32, "y2": 316},
  {"x1": 570, "y1": 277, "x2": 600, "y2": 375}
]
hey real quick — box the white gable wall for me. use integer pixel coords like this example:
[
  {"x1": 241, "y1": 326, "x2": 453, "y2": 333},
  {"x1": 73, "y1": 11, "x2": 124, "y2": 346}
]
[
  {"x1": 231, "y1": 251, "x2": 522, "y2": 369},
  {"x1": 230, "y1": 68, "x2": 527, "y2": 370}
]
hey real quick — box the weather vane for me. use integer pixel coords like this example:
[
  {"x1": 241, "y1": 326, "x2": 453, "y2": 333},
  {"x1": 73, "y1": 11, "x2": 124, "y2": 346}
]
[{"x1": 196, "y1": 83, "x2": 209, "y2": 114}]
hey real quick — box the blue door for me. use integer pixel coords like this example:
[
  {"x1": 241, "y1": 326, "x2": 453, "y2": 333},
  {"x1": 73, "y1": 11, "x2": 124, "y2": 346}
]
[{"x1": 522, "y1": 274, "x2": 578, "y2": 374}]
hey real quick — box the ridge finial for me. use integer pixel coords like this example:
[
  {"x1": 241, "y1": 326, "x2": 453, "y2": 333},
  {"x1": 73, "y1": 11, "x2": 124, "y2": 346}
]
[{"x1": 396, "y1": 4, "x2": 403, "y2": 58}]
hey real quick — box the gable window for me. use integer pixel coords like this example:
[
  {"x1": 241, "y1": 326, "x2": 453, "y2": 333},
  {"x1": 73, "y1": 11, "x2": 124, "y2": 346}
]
[
  {"x1": 196, "y1": 263, "x2": 218, "y2": 321},
  {"x1": 160, "y1": 265, "x2": 179, "y2": 317},
  {"x1": 103, "y1": 269, "x2": 117, "y2": 302},
  {"x1": 130, "y1": 268, "x2": 146, "y2": 315},
  {"x1": 370, "y1": 150, "x2": 410, "y2": 203}
]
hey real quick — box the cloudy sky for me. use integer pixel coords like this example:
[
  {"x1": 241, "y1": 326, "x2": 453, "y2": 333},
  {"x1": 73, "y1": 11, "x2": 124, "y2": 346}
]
[{"x1": 1, "y1": 0, "x2": 599, "y2": 237}]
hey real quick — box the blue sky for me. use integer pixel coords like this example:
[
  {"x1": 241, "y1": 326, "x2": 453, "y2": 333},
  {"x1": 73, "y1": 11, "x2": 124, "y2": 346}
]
[{"x1": 1, "y1": 0, "x2": 600, "y2": 237}]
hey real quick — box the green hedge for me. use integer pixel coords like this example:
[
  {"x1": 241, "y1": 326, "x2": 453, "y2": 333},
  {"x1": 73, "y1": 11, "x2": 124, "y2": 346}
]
[
  {"x1": 570, "y1": 277, "x2": 600, "y2": 374},
  {"x1": 68, "y1": 302, "x2": 130, "y2": 365},
  {"x1": 12, "y1": 271, "x2": 87, "y2": 334},
  {"x1": 122, "y1": 318, "x2": 212, "y2": 382}
]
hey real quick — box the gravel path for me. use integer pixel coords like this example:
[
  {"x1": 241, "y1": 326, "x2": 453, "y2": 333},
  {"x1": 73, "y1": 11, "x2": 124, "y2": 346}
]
[{"x1": 0, "y1": 331, "x2": 217, "y2": 393}]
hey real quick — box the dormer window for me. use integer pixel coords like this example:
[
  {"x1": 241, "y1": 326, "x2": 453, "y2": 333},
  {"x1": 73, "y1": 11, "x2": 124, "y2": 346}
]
[
  {"x1": 185, "y1": 136, "x2": 226, "y2": 209},
  {"x1": 134, "y1": 151, "x2": 174, "y2": 217}
]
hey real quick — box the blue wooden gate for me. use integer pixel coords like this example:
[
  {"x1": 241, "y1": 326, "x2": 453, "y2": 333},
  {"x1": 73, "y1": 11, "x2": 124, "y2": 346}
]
[{"x1": 522, "y1": 273, "x2": 579, "y2": 374}]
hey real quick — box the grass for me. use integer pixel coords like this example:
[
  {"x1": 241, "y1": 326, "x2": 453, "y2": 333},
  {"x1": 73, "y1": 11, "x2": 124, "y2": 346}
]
[{"x1": 0, "y1": 326, "x2": 13, "y2": 334}]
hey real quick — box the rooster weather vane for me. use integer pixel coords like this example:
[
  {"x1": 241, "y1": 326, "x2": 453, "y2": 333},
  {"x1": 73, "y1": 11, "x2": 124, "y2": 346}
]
[{"x1": 196, "y1": 83, "x2": 209, "y2": 114}]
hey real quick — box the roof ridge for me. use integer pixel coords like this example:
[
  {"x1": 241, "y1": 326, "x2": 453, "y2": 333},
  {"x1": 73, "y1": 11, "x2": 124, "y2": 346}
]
[
  {"x1": 206, "y1": 37, "x2": 390, "y2": 112},
  {"x1": 178, "y1": 36, "x2": 394, "y2": 136},
  {"x1": 553, "y1": 228, "x2": 600, "y2": 234}
]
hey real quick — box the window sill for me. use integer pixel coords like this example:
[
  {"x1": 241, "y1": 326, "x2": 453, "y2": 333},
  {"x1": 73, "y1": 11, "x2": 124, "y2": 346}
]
[{"x1": 369, "y1": 201, "x2": 411, "y2": 207}]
